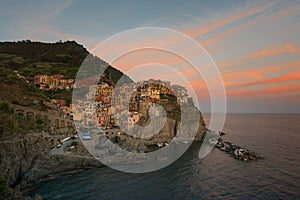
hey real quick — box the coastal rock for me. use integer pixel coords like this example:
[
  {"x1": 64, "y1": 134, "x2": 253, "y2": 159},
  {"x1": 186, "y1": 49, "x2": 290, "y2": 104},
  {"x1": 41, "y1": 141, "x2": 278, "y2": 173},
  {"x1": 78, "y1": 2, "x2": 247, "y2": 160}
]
[
  {"x1": 215, "y1": 138, "x2": 262, "y2": 161},
  {"x1": 0, "y1": 133, "x2": 104, "y2": 199}
]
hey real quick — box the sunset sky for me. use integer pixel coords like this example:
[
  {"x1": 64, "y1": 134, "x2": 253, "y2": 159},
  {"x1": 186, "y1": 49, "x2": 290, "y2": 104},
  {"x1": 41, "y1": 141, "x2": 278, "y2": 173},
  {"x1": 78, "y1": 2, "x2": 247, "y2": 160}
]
[{"x1": 1, "y1": 0, "x2": 299, "y2": 113}]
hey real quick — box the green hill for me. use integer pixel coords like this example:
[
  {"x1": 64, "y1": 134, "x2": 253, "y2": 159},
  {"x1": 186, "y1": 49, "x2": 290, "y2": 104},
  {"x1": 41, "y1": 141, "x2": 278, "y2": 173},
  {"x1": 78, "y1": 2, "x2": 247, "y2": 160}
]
[
  {"x1": 0, "y1": 40, "x2": 132, "y2": 105},
  {"x1": 0, "y1": 40, "x2": 131, "y2": 83},
  {"x1": 0, "y1": 68, "x2": 49, "y2": 105}
]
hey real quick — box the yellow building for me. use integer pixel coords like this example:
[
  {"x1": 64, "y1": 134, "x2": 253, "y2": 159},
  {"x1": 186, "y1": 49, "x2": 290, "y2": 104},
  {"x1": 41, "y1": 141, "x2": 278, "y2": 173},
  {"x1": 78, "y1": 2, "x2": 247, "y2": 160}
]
[
  {"x1": 150, "y1": 88, "x2": 160, "y2": 100},
  {"x1": 34, "y1": 75, "x2": 51, "y2": 85}
]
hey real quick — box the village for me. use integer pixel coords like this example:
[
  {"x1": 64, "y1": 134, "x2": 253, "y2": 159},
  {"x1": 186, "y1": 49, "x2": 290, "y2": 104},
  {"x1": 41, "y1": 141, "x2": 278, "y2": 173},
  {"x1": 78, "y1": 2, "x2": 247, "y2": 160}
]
[
  {"x1": 71, "y1": 79, "x2": 191, "y2": 130},
  {"x1": 33, "y1": 75, "x2": 191, "y2": 132}
]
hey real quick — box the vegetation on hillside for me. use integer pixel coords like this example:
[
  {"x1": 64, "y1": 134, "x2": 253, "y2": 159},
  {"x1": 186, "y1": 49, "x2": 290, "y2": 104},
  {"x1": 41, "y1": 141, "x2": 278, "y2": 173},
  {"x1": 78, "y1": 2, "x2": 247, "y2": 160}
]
[
  {"x1": 0, "y1": 40, "x2": 132, "y2": 106},
  {"x1": 0, "y1": 68, "x2": 49, "y2": 105},
  {"x1": 0, "y1": 101, "x2": 49, "y2": 137},
  {"x1": 0, "y1": 176, "x2": 6, "y2": 200},
  {"x1": 0, "y1": 40, "x2": 131, "y2": 83}
]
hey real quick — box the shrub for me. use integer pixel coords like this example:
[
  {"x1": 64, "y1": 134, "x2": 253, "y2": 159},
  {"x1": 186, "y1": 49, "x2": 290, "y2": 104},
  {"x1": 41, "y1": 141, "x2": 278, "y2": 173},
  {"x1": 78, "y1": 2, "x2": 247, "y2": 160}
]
[
  {"x1": 36, "y1": 118, "x2": 44, "y2": 125},
  {"x1": 0, "y1": 102, "x2": 11, "y2": 114}
]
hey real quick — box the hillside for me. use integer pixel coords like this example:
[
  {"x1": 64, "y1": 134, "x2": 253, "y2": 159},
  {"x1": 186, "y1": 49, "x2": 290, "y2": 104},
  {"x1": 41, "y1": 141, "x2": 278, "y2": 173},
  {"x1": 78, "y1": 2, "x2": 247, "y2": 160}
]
[
  {"x1": 0, "y1": 40, "x2": 131, "y2": 83},
  {"x1": 0, "y1": 40, "x2": 132, "y2": 105},
  {"x1": 0, "y1": 68, "x2": 49, "y2": 105}
]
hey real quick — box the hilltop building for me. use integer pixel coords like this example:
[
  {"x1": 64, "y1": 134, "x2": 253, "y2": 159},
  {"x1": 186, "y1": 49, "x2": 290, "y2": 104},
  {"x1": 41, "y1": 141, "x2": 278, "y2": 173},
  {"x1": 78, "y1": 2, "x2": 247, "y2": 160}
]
[{"x1": 34, "y1": 74, "x2": 74, "y2": 90}]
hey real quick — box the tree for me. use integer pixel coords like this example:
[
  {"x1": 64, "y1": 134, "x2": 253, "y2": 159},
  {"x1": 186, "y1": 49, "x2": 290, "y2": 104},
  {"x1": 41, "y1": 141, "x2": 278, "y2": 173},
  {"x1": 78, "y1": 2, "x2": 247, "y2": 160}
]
[
  {"x1": 36, "y1": 118, "x2": 46, "y2": 131},
  {"x1": 0, "y1": 102, "x2": 12, "y2": 114},
  {"x1": 36, "y1": 118, "x2": 44, "y2": 125}
]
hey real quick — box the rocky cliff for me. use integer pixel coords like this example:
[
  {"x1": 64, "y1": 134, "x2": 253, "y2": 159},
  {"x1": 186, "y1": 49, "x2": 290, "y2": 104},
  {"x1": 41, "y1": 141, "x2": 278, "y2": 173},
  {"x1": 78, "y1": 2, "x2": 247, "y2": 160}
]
[
  {"x1": 0, "y1": 132, "x2": 104, "y2": 199},
  {"x1": 109, "y1": 100, "x2": 207, "y2": 154}
]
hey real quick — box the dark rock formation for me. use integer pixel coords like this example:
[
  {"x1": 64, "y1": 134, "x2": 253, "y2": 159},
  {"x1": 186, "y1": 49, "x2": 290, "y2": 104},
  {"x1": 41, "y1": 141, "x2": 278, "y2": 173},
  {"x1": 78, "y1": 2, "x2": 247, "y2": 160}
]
[
  {"x1": 0, "y1": 133, "x2": 102, "y2": 199},
  {"x1": 215, "y1": 138, "x2": 262, "y2": 161}
]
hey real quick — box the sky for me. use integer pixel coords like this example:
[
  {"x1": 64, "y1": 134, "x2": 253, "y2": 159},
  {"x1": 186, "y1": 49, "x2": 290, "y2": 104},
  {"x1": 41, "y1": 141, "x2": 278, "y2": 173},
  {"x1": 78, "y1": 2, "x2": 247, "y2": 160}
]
[{"x1": 0, "y1": 0, "x2": 299, "y2": 113}]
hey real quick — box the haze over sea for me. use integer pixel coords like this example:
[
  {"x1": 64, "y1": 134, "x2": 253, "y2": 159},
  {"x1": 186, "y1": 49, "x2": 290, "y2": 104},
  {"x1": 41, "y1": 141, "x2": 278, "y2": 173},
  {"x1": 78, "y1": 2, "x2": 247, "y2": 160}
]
[{"x1": 29, "y1": 113, "x2": 300, "y2": 199}]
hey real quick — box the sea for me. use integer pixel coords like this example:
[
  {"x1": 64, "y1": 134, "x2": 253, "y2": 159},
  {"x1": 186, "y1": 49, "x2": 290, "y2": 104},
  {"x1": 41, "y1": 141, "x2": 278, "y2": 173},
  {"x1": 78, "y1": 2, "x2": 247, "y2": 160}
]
[{"x1": 28, "y1": 114, "x2": 300, "y2": 199}]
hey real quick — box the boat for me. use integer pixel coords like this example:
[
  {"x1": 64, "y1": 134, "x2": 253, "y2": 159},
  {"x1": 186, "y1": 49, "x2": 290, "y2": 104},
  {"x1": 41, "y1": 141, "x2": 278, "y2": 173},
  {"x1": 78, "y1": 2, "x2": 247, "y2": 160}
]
[
  {"x1": 61, "y1": 137, "x2": 71, "y2": 144},
  {"x1": 157, "y1": 143, "x2": 164, "y2": 147},
  {"x1": 82, "y1": 131, "x2": 92, "y2": 140}
]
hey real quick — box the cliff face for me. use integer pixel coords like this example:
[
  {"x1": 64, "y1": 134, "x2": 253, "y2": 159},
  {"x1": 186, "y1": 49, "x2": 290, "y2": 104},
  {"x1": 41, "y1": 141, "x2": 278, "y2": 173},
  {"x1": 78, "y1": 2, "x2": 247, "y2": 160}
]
[
  {"x1": 0, "y1": 135, "x2": 50, "y2": 188},
  {"x1": 112, "y1": 103, "x2": 207, "y2": 154},
  {"x1": 143, "y1": 96, "x2": 207, "y2": 144},
  {"x1": 148, "y1": 105, "x2": 207, "y2": 144},
  {"x1": 0, "y1": 133, "x2": 103, "y2": 199}
]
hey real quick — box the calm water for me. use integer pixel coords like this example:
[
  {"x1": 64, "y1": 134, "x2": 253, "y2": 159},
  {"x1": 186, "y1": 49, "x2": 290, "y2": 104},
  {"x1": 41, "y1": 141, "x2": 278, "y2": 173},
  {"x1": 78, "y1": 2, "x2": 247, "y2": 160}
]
[{"x1": 29, "y1": 114, "x2": 300, "y2": 199}]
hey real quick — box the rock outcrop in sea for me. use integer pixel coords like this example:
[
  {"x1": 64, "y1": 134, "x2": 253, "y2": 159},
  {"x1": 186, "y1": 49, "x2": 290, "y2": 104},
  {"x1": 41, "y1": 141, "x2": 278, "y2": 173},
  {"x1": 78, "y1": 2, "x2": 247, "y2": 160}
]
[{"x1": 214, "y1": 138, "x2": 262, "y2": 161}]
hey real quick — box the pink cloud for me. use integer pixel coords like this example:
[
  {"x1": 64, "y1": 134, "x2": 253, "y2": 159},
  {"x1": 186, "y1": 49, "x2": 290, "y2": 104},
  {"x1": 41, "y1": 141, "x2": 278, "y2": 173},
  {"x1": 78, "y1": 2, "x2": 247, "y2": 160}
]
[{"x1": 246, "y1": 44, "x2": 298, "y2": 59}]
